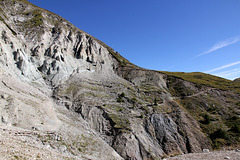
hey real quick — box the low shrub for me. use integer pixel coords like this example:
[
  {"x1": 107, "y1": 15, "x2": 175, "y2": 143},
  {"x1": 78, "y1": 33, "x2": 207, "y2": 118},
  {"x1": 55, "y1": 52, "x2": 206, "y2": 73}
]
[
  {"x1": 200, "y1": 113, "x2": 211, "y2": 124},
  {"x1": 231, "y1": 124, "x2": 240, "y2": 133},
  {"x1": 210, "y1": 128, "x2": 229, "y2": 140}
]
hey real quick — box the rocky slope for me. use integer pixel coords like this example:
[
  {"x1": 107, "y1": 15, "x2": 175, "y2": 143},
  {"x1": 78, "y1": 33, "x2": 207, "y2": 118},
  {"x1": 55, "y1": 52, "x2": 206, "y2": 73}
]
[
  {"x1": 234, "y1": 78, "x2": 240, "y2": 82},
  {"x1": 0, "y1": 0, "x2": 239, "y2": 159}
]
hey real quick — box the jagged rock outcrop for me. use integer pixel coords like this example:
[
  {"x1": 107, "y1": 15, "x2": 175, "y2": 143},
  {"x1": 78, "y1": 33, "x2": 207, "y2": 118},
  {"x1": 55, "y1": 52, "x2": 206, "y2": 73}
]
[
  {"x1": 0, "y1": 0, "x2": 239, "y2": 159},
  {"x1": 0, "y1": 0, "x2": 118, "y2": 87}
]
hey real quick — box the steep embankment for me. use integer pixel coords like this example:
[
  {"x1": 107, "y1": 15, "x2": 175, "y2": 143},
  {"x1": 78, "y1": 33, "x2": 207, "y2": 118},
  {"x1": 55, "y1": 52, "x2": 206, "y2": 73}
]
[{"x1": 0, "y1": 0, "x2": 239, "y2": 159}]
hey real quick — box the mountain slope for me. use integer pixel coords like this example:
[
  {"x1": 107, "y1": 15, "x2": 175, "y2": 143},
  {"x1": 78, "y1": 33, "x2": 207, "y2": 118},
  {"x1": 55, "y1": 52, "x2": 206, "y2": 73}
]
[
  {"x1": 0, "y1": 0, "x2": 239, "y2": 159},
  {"x1": 161, "y1": 71, "x2": 240, "y2": 93}
]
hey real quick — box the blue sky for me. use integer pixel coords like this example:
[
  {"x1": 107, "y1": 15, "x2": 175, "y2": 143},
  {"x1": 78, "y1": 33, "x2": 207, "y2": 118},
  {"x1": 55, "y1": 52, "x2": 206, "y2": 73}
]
[{"x1": 28, "y1": 0, "x2": 240, "y2": 80}]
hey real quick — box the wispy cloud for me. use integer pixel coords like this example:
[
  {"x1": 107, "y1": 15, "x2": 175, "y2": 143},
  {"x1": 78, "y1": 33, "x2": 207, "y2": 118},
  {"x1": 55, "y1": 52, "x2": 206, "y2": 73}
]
[
  {"x1": 215, "y1": 68, "x2": 239, "y2": 75},
  {"x1": 194, "y1": 36, "x2": 240, "y2": 58},
  {"x1": 214, "y1": 68, "x2": 240, "y2": 80},
  {"x1": 205, "y1": 60, "x2": 240, "y2": 73}
]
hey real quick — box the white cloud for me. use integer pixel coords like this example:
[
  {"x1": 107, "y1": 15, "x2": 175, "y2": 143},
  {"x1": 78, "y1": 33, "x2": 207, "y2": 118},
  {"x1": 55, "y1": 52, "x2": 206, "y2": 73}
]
[
  {"x1": 215, "y1": 68, "x2": 239, "y2": 75},
  {"x1": 215, "y1": 70, "x2": 240, "y2": 80},
  {"x1": 214, "y1": 68, "x2": 240, "y2": 79},
  {"x1": 194, "y1": 37, "x2": 240, "y2": 58},
  {"x1": 205, "y1": 60, "x2": 240, "y2": 73}
]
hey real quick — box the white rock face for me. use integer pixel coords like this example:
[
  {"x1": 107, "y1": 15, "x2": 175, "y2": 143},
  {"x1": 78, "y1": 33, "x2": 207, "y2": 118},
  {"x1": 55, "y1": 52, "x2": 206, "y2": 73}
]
[
  {"x1": 0, "y1": 0, "x2": 118, "y2": 87},
  {"x1": 0, "y1": 21, "x2": 44, "y2": 84},
  {"x1": 0, "y1": 1, "x2": 124, "y2": 159}
]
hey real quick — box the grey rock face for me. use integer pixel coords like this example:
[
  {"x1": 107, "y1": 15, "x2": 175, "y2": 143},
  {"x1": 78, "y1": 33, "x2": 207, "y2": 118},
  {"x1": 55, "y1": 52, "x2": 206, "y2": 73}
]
[{"x1": 150, "y1": 114, "x2": 186, "y2": 154}]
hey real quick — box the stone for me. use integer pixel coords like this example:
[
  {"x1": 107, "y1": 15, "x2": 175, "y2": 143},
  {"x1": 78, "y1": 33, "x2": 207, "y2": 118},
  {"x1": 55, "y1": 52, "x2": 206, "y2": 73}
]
[
  {"x1": 203, "y1": 149, "x2": 210, "y2": 153},
  {"x1": 60, "y1": 146, "x2": 67, "y2": 153},
  {"x1": 31, "y1": 127, "x2": 38, "y2": 131},
  {"x1": 1, "y1": 94, "x2": 8, "y2": 99}
]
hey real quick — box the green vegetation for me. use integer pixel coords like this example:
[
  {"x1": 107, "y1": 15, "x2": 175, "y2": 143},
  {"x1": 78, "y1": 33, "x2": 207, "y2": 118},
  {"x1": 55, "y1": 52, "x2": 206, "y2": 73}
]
[
  {"x1": 6, "y1": 0, "x2": 62, "y2": 17},
  {"x1": 139, "y1": 112, "x2": 144, "y2": 118},
  {"x1": 110, "y1": 51, "x2": 128, "y2": 66},
  {"x1": 117, "y1": 92, "x2": 125, "y2": 103},
  {"x1": 77, "y1": 134, "x2": 96, "y2": 154},
  {"x1": 109, "y1": 114, "x2": 130, "y2": 131},
  {"x1": 231, "y1": 124, "x2": 240, "y2": 133},
  {"x1": 23, "y1": 10, "x2": 44, "y2": 27},
  {"x1": 200, "y1": 113, "x2": 211, "y2": 124},
  {"x1": 160, "y1": 71, "x2": 240, "y2": 93},
  {"x1": 177, "y1": 83, "x2": 240, "y2": 149},
  {"x1": 65, "y1": 83, "x2": 78, "y2": 96},
  {"x1": 210, "y1": 128, "x2": 229, "y2": 140},
  {"x1": 139, "y1": 82, "x2": 163, "y2": 92},
  {"x1": 210, "y1": 128, "x2": 231, "y2": 148},
  {"x1": 116, "y1": 97, "x2": 123, "y2": 103},
  {"x1": 131, "y1": 97, "x2": 136, "y2": 108},
  {"x1": 102, "y1": 104, "x2": 124, "y2": 112},
  {"x1": 154, "y1": 97, "x2": 157, "y2": 106},
  {"x1": 165, "y1": 76, "x2": 197, "y2": 97},
  {"x1": 225, "y1": 116, "x2": 240, "y2": 134}
]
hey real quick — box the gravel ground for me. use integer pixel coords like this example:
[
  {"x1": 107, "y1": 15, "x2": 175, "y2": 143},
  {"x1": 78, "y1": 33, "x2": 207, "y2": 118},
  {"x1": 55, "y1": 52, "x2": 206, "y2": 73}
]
[
  {"x1": 166, "y1": 150, "x2": 240, "y2": 160},
  {"x1": 0, "y1": 126, "x2": 78, "y2": 160}
]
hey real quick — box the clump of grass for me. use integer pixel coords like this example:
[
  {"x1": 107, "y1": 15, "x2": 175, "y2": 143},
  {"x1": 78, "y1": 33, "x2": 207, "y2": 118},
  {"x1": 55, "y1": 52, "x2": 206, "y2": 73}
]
[
  {"x1": 210, "y1": 128, "x2": 232, "y2": 148},
  {"x1": 117, "y1": 92, "x2": 125, "y2": 103},
  {"x1": 210, "y1": 128, "x2": 229, "y2": 140},
  {"x1": 200, "y1": 113, "x2": 211, "y2": 124},
  {"x1": 154, "y1": 97, "x2": 157, "y2": 106},
  {"x1": 76, "y1": 134, "x2": 96, "y2": 154},
  {"x1": 130, "y1": 97, "x2": 137, "y2": 108},
  {"x1": 23, "y1": 10, "x2": 44, "y2": 27},
  {"x1": 139, "y1": 112, "x2": 144, "y2": 118},
  {"x1": 65, "y1": 83, "x2": 78, "y2": 96},
  {"x1": 231, "y1": 124, "x2": 240, "y2": 133},
  {"x1": 109, "y1": 114, "x2": 130, "y2": 130}
]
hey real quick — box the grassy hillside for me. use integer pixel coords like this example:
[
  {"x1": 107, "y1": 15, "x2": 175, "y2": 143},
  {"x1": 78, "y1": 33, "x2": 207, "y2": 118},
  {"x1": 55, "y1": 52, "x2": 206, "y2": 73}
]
[
  {"x1": 161, "y1": 71, "x2": 240, "y2": 148},
  {"x1": 160, "y1": 71, "x2": 240, "y2": 93}
]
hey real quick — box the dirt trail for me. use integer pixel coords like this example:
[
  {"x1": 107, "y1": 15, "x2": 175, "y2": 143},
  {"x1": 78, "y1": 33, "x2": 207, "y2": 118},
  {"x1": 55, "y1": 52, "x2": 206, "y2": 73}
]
[{"x1": 186, "y1": 88, "x2": 213, "y2": 98}]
